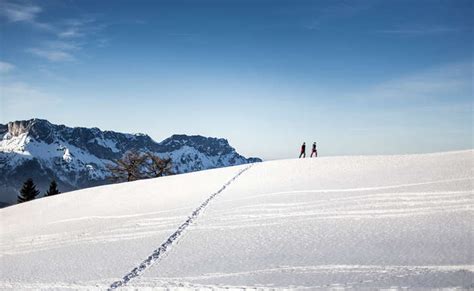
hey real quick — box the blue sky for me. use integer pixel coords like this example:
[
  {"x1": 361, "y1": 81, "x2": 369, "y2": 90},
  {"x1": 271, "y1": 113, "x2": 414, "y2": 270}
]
[{"x1": 0, "y1": 0, "x2": 472, "y2": 160}]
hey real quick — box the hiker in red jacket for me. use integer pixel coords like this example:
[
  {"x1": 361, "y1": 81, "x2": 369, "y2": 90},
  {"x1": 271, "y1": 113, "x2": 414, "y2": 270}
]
[
  {"x1": 311, "y1": 142, "x2": 318, "y2": 157},
  {"x1": 299, "y1": 142, "x2": 306, "y2": 158}
]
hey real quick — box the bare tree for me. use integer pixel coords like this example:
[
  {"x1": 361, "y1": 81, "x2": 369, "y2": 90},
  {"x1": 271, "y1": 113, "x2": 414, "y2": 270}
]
[
  {"x1": 107, "y1": 150, "x2": 147, "y2": 182},
  {"x1": 145, "y1": 153, "x2": 174, "y2": 178}
]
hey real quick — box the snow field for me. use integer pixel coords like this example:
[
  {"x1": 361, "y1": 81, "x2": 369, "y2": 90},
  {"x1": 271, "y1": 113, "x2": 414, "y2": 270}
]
[{"x1": 0, "y1": 150, "x2": 472, "y2": 289}]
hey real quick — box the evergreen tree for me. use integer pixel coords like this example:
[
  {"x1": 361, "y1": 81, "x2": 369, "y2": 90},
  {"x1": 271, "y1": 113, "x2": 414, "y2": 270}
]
[
  {"x1": 17, "y1": 178, "x2": 40, "y2": 203},
  {"x1": 46, "y1": 180, "x2": 60, "y2": 196}
]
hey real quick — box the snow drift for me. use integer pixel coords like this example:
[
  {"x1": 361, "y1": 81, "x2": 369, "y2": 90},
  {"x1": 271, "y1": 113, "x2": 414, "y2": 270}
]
[{"x1": 0, "y1": 150, "x2": 472, "y2": 289}]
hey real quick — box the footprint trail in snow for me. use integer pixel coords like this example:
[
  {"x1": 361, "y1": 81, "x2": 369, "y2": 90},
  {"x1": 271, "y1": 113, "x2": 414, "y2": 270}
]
[{"x1": 108, "y1": 165, "x2": 253, "y2": 290}]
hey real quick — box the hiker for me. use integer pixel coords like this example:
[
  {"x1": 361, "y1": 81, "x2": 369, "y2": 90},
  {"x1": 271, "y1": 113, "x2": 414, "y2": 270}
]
[
  {"x1": 299, "y1": 142, "x2": 306, "y2": 158},
  {"x1": 311, "y1": 142, "x2": 317, "y2": 157}
]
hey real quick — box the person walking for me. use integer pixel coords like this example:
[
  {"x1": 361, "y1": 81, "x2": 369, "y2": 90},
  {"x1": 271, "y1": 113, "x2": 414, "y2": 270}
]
[
  {"x1": 311, "y1": 142, "x2": 317, "y2": 157},
  {"x1": 299, "y1": 142, "x2": 306, "y2": 158}
]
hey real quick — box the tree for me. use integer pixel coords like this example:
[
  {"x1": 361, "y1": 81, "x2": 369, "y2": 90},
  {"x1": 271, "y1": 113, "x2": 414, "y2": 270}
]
[
  {"x1": 17, "y1": 178, "x2": 40, "y2": 203},
  {"x1": 46, "y1": 180, "x2": 61, "y2": 196},
  {"x1": 145, "y1": 153, "x2": 174, "y2": 178},
  {"x1": 107, "y1": 150, "x2": 147, "y2": 182}
]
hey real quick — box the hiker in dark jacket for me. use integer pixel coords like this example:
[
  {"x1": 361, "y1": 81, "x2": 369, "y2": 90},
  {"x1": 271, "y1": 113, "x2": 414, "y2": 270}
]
[
  {"x1": 311, "y1": 142, "x2": 317, "y2": 157},
  {"x1": 299, "y1": 142, "x2": 306, "y2": 158}
]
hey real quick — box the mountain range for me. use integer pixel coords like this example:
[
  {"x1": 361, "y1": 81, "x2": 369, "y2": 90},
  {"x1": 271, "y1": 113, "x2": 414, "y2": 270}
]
[{"x1": 0, "y1": 118, "x2": 260, "y2": 207}]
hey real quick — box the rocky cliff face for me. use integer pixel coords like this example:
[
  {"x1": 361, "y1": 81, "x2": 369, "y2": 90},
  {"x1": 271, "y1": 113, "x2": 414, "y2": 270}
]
[{"x1": 0, "y1": 119, "x2": 261, "y2": 206}]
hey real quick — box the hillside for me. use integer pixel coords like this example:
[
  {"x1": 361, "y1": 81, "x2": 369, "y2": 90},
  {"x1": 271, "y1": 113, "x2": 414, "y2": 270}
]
[
  {"x1": 0, "y1": 150, "x2": 472, "y2": 289},
  {"x1": 0, "y1": 119, "x2": 260, "y2": 206}
]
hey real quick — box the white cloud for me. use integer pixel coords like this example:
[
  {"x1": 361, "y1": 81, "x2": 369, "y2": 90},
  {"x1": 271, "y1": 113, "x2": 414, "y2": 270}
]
[
  {"x1": 2, "y1": 1, "x2": 106, "y2": 62},
  {"x1": 0, "y1": 1, "x2": 99, "y2": 38},
  {"x1": 0, "y1": 61, "x2": 15, "y2": 73},
  {"x1": 57, "y1": 17, "x2": 100, "y2": 39},
  {"x1": 27, "y1": 48, "x2": 75, "y2": 62},
  {"x1": 0, "y1": 1, "x2": 41, "y2": 22},
  {"x1": 0, "y1": 1, "x2": 55, "y2": 32},
  {"x1": 26, "y1": 40, "x2": 80, "y2": 62},
  {"x1": 58, "y1": 28, "x2": 83, "y2": 38}
]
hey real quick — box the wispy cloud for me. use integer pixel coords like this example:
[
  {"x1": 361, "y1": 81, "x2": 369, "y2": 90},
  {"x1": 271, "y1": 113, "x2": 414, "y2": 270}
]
[
  {"x1": 45, "y1": 40, "x2": 81, "y2": 51},
  {"x1": 0, "y1": 61, "x2": 15, "y2": 73},
  {"x1": 57, "y1": 17, "x2": 102, "y2": 39},
  {"x1": 0, "y1": 1, "x2": 54, "y2": 31},
  {"x1": 96, "y1": 38, "x2": 111, "y2": 48},
  {"x1": 376, "y1": 25, "x2": 461, "y2": 36},
  {"x1": 26, "y1": 39, "x2": 83, "y2": 62},
  {"x1": 27, "y1": 48, "x2": 75, "y2": 62},
  {"x1": 351, "y1": 61, "x2": 472, "y2": 101},
  {"x1": 0, "y1": 1, "x2": 40, "y2": 22},
  {"x1": 26, "y1": 40, "x2": 81, "y2": 62},
  {"x1": 1, "y1": 1, "x2": 106, "y2": 62},
  {"x1": 304, "y1": 2, "x2": 372, "y2": 30},
  {"x1": 58, "y1": 28, "x2": 83, "y2": 38},
  {"x1": 0, "y1": 1, "x2": 103, "y2": 36}
]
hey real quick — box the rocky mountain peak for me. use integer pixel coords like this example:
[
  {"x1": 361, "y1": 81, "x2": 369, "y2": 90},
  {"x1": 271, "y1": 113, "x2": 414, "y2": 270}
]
[
  {"x1": 161, "y1": 134, "x2": 234, "y2": 156},
  {"x1": 2, "y1": 119, "x2": 58, "y2": 144},
  {"x1": 5, "y1": 118, "x2": 49, "y2": 137}
]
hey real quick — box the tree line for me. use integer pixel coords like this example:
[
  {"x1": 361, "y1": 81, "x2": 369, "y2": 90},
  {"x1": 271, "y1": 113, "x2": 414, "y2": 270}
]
[
  {"x1": 17, "y1": 151, "x2": 173, "y2": 204},
  {"x1": 17, "y1": 179, "x2": 60, "y2": 203}
]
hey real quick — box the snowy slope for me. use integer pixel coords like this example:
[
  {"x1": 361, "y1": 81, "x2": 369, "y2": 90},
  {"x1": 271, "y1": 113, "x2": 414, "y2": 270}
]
[{"x1": 0, "y1": 150, "x2": 472, "y2": 289}]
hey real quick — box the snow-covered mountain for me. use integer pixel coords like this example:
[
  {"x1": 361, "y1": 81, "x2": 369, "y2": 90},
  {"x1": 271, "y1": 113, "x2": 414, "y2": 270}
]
[
  {"x1": 0, "y1": 151, "x2": 472, "y2": 289},
  {"x1": 0, "y1": 119, "x2": 260, "y2": 206}
]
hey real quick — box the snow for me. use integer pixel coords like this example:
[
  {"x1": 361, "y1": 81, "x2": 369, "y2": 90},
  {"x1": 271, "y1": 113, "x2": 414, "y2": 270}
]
[
  {"x1": 0, "y1": 133, "x2": 30, "y2": 156},
  {"x1": 0, "y1": 132, "x2": 111, "y2": 182},
  {"x1": 0, "y1": 150, "x2": 472, "y2": 289}
]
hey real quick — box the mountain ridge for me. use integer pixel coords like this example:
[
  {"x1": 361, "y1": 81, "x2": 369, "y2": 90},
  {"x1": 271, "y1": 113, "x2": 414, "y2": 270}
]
[{"x1": 0, "y1": 118, "x2": 261, "y2": 206}]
